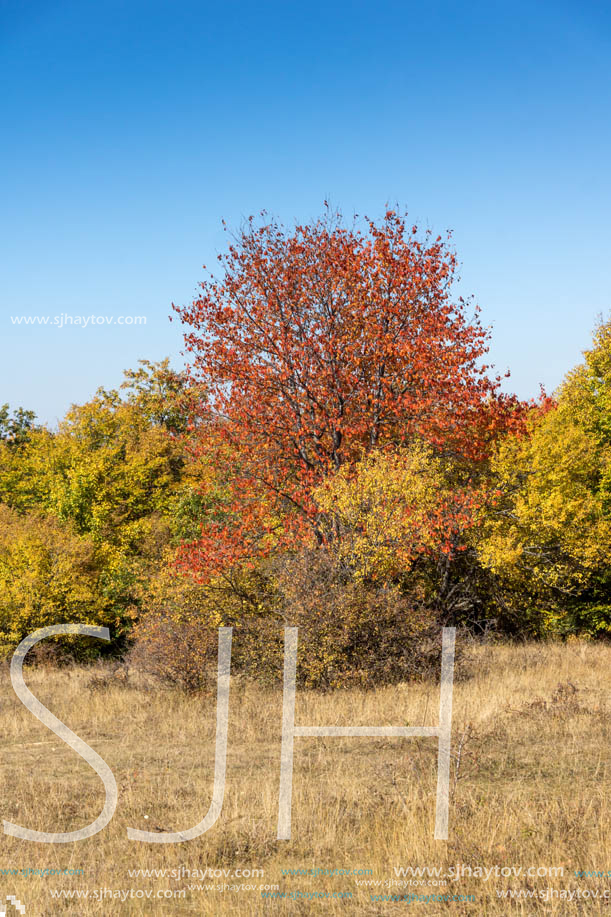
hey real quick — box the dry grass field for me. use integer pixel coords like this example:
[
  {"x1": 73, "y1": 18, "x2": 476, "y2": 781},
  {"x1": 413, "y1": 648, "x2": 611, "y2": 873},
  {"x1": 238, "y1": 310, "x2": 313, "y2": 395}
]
[{"x1": 0, "y1": 639, "x2": 609, "y2": 915}]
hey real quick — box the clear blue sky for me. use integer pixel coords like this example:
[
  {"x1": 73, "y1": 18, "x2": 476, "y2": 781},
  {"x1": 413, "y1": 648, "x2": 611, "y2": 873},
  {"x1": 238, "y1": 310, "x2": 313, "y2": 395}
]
[{"x1": 2, "y1": 0, "x2": 610, "y2": 425}]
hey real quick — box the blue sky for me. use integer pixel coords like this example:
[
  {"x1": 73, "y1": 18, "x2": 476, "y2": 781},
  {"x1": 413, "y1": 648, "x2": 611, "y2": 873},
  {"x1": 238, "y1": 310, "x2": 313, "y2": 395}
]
[{"x1": 1, "y1": 0, "x2": 610, "y2": 425}]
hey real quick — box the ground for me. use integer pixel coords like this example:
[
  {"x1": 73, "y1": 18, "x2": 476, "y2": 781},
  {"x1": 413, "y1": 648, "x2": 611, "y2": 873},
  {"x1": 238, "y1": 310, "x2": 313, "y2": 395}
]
[{"x1": 0, "y1": 640, "x2": 609, "y2": 914}]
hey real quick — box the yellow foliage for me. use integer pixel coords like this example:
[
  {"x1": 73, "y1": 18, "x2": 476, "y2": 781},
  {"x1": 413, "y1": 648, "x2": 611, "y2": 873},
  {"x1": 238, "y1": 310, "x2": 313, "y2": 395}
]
[
  {"x1": 477, "y1": 318, "x2": 611, "y2": 634},
  {"x1": 313, "y1": 444, "x2": 472, "y2": 581},
  {"x1": 0, "y1": 506, "x2": 113, "y2": 655}
]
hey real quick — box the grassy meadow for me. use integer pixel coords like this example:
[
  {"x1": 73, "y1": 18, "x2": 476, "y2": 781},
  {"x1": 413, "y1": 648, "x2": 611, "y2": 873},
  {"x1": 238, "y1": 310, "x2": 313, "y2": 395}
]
[{"x1": 0, "y1": 639, "x2": 609, "y2": 915}]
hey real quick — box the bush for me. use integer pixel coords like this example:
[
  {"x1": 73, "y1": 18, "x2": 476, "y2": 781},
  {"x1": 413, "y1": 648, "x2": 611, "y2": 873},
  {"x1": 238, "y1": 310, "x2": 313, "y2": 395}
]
[
  {"x1": 128, "y1": 546, "x2": 455, "y2": 692},
  {"x1": 262, "y1": 547, "x2": 449, "y2": 689},
  {"x1": 126, "y1": 567, "x2": 221, "y2": 693},
  {"x1": 127, "y1": 610, "x2": 218, "y2": 694}
]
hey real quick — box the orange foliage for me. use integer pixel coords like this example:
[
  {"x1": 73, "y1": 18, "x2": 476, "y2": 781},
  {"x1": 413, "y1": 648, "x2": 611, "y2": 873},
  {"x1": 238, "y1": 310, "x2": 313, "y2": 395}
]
[{"x1": 173, "y1": 208, "x2": 527, "y2": 579}]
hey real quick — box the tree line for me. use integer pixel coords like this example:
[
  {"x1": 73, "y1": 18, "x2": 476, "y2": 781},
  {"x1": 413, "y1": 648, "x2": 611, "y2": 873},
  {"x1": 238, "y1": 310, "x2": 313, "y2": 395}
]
[{"x1": 1, "y1": 208, "x2": 609, "y2": 688}]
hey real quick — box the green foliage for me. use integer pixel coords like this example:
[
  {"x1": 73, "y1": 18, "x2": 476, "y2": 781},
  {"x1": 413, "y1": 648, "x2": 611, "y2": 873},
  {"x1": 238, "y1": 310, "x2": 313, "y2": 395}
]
[{"x1": 0, "y1": 404, "x2": 38, "y2": 447}]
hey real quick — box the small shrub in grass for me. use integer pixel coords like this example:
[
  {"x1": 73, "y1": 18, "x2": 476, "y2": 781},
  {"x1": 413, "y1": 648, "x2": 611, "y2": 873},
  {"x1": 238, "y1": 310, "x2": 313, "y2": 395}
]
[
  {"x1": 127, "y1": 609, "x2": 218, "y2": 694},
  {"x1": 127, "y1": 567, "x2": 222, "y2": 694},
  {"x1": 129, "y1": 547, "x2": 464, "y2": 692},
  {"x1": 253, "y1": 547, "x2": 452, "y2": 690}
]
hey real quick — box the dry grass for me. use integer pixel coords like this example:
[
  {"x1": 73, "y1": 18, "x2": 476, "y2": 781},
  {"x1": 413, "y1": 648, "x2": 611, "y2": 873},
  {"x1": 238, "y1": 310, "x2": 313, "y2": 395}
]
[{"x1": 0, "y1": 640, "x2": 609, "y2": 914}]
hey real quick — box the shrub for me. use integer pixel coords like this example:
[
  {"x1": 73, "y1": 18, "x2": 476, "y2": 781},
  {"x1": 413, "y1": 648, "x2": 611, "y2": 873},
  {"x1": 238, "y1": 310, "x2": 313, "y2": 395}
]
[
  {"x1": 128, "y1": 544, "x2": 455, "y2": 692},
  {"x1": 126, "y1": 567, "x2": 221, "y2": 693},
  {"x1": 262, "y1": 547, "x2": 448, "y2": 689}
]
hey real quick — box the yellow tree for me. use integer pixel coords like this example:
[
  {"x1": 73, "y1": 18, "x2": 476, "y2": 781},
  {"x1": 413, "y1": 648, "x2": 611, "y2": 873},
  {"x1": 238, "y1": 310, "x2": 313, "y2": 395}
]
[
  {"x1": 0, "y1": 361, "x2": 215, "y2": 653},
  {"x1": 479, "y1": 319, "x2": 611, "y2": 635},
  {"x1": 0, "y1": 506, "x2": 111, "y2": 656}
]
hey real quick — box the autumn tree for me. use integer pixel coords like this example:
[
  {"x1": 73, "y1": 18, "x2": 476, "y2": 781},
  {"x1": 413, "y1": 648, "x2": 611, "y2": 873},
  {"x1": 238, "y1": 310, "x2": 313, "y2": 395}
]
[
  {"x1": 478, "y1": 318, "x2": 611, "y2": 636},
  {"x1": 174, "y1": 208, "x2": 525, "y2": 578},
  {"x1": 0, "y1": 505, "x2": 110, "y2": 657},
  {"x1": 313, "y1": 444, "x2": 482, "y2": 582},
  {"x1": 0, "y1": 361, "x2": 216, "y2": 655}
]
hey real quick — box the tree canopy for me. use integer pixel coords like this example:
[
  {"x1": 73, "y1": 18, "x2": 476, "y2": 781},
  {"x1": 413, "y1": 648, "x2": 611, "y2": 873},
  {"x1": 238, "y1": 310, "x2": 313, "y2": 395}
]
[{"x1": 174, "y1": 208, "x2": 526, "y2": 579}]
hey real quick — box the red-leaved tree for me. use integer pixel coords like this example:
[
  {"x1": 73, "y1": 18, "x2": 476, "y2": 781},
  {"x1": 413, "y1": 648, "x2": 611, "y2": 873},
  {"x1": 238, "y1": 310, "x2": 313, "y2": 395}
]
[{"x1": 173, "y1": 208, "x2": 525, "y2": 578}]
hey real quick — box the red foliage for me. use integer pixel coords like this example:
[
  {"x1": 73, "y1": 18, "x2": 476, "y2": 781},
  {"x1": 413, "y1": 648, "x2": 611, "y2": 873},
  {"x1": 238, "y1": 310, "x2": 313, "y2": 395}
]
[{"x1": 173, "y1": 208, "x2": 526, "y2": 578}]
